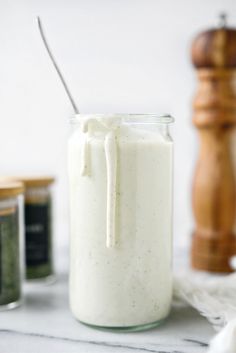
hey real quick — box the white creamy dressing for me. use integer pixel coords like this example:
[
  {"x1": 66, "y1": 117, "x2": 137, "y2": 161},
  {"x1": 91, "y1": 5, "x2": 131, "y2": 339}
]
[{"x1": 68, "y1": 115, "x2": 173, "y2": 327}]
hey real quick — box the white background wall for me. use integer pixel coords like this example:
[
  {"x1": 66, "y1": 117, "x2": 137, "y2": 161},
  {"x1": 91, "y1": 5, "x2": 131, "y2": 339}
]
[{"x1": 0, "y1": 0, "x2": 235, "y2": 249}]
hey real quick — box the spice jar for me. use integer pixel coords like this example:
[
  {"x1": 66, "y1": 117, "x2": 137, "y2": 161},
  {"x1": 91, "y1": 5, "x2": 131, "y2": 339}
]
[
  {"x1": 0, "y1": 182, "x2": 24, "y2": 310},
  {"x1": 18, "y1": 177, "x2": 55, "y2": 282},
  {"x1": 68, "y1": 114, "x2": 174, "y2": 331}
]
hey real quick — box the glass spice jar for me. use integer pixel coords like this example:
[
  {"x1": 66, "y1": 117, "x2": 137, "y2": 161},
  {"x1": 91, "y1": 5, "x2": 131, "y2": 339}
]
[
  {"x1": 0, "y1": 182, "x2": 24, "y2": 310},
  {"x1": 18, "y1": 177, "x2": 55, "y2": 282}
]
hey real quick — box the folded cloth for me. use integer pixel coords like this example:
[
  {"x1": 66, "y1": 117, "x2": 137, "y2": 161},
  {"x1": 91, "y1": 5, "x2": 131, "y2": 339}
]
[
  {"x1": 174, "y1": 272, "x2": 236, "y2": 353},
  {"x1": 207, "y1": 319, "x2": 236, "y2": 353}
]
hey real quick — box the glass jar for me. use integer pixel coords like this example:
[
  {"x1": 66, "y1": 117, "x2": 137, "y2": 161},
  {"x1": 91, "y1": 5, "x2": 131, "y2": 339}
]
[
  {"x1": 0, "y1": 182, "x2": 24, "y2": 310},
  {"x1": 68, "y1": 114, "x2": 174, "y2": 331},
  {"x1": 18, "y1": 177, "x2": 55, "y2": 282}
]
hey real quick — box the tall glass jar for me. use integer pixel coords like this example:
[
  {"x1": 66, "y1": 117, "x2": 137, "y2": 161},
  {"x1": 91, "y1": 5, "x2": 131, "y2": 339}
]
[
  {"x1": 68, "y1": 114, "x2": 174, "y2": 331},
  {"x1": 0, "y1": 182, "x2": 24, "y2": 310}
]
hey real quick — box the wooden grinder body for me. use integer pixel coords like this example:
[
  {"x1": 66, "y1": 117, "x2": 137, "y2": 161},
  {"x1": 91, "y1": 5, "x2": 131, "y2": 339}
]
[{"x1": 191, "y1": 27, "x2": 236, "y2": 272}]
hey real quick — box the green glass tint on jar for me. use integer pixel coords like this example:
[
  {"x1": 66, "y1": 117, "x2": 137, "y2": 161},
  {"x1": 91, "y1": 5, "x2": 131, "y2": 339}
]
[
  {"x1": 0, "y1": 182, "x2": 24, "y2": 310},
  {"x1": 20, "y1": 177, "x2": 55, "y2": 282}
]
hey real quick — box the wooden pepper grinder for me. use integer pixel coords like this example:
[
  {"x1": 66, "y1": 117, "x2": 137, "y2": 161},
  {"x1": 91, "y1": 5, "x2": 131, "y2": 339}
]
[{"x1": 191, "y1": 14, "x2": 236, "y2": 272}]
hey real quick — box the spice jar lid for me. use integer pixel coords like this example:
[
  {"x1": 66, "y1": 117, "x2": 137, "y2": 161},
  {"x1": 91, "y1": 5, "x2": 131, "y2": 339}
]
[
  {"x1": 0, "y1": 182, "x2": 24, "y2": 199},
  {"x1": 15, "y1": 176, "x2": 55, "y2": 188}
]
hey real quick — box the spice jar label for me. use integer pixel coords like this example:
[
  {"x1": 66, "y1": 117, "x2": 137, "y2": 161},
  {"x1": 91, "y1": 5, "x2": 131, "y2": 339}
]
[{"x1": 25, "y1": 204, "x2": 50, "y2": 267}]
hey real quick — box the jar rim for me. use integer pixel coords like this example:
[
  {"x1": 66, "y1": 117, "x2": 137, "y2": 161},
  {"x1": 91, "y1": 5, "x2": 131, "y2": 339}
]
[{"x1": 70, "y1": 114, "x2": 174, "y2": 125}]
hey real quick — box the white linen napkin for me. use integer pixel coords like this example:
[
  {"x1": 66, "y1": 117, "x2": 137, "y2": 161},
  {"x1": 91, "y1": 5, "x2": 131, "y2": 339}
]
[{"x1": 174, "y1": 271, "x2": 236, "y2": 352}]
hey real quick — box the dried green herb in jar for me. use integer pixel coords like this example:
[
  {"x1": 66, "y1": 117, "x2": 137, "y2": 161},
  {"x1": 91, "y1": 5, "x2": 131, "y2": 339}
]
[
  {"x1": 20, "y1": 177, "x2": 55, "y2": 282},
  {"x1": 0, "y1": 182, "x2": 24, "y2": 310}
]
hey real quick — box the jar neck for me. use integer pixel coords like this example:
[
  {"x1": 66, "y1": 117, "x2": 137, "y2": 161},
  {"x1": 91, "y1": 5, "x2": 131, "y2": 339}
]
[
  {"x1": 25, "y1": 186, "x2": 51, "y2": 204},
  {"x1": 0, "y1": 197, "x2": 18, "y2": 214}
]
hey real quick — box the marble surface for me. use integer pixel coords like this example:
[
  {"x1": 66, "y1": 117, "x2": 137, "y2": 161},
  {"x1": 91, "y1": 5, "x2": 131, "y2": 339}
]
[{"x1": 0, "y1": 248, "x2": 215, "y2": 353}]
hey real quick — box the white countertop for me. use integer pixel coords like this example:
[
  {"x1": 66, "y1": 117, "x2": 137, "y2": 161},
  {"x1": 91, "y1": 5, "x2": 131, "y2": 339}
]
[{"x1": 0, "y1": 247, "x2": 215, "y2": 353}]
